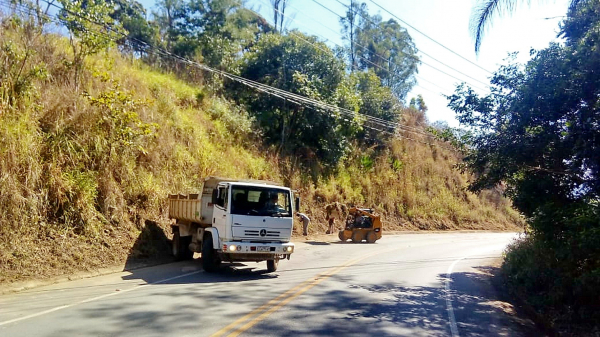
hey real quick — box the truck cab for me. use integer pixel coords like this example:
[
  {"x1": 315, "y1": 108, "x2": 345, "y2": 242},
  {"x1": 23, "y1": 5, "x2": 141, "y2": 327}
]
[{"x1": 169, "y1": 177, "x2": 296, "y2": 273}]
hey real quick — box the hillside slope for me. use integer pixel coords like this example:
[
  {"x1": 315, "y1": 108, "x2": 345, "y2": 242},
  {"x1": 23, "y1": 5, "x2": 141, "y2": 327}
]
[{"x1": 0, "y1": 24, "x2": 521, "y2": 285}]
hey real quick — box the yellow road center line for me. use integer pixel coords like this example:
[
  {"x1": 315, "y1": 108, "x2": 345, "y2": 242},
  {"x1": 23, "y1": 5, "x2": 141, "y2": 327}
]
[
  {"x1": 210, "y1": 270, "x2": 332, "y2": 337},
  {"x1": 212, "y1": 247, "x2": 399, "y2": 337},
  {"x1": 228, "y1": 264, "x2": 353, "y2": 337},
  {"x1": 211, "y1": 256, "x2": 369, "y2": 337}
]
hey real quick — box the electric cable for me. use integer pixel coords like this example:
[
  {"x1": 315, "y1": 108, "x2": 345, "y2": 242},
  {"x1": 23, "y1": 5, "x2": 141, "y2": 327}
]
[
  {"x1": 5, "y1": 0, "x2": 459, "y2": 150},
  {"x1": 327, "y1": 0, "x2": 491, "y2": 88},
  {"x1": 367, "y1": 0, "x2": 493, "y2": 74}
]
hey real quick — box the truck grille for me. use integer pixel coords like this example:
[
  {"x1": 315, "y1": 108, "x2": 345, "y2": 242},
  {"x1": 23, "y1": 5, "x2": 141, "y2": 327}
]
[{"x1": 244, "y1": 230, "x2": 280, "y2": 238}]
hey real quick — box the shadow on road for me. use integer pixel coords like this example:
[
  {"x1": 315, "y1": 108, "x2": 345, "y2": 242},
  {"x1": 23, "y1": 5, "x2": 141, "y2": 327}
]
[
  {"x1": 69, "y1": 226, "x2": 542, "y2": 336},
  {"x1": 303, "y1": 241, "x2": 332, "y2": 246},
  {"x1": 121, "y1": 220, "x2": 283, "y2": 284},
  {"x1": 120, "y1": 259, "x2": 280, "y2": 284},
  {"x1": 240, "y1": 266, "x2": 540, "y2": 337},
  {"x1": 43, "y1": 259, "x2": 541, "y2": 337}
]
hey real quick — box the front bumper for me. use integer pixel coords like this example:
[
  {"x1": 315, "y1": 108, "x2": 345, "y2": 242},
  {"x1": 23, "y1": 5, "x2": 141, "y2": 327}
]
[
  {"x1": 219, "y1": 241, "x2": 294, "y2": 262},
  {"x1": 220, "y1": 241, "x2": 294, "y2": 255}
]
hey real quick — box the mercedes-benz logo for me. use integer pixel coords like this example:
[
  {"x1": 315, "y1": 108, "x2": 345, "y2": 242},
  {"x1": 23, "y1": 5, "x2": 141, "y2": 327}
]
[{"x1": 260, "y1": 229, "x2": 267, "y2": 237}]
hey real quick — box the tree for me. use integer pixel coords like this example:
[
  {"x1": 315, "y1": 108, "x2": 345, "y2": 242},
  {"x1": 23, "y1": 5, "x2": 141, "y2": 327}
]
[
  {"x1": 153, "y1": 0, "x2": 269, "y2": 69},
  {"x1": 270, "y1": 0, "x2": 292, "y2": 34},
  {"x1": 354, "y1": 13, "x2": 419, "y2": 100},
  {"x1": 153, "y1": 0, "x2": 200, "y2": 57},
  {"x1": 448, "y1": 44, "x2": 600, "y2": 221},
  {"x1": 339, "y1": 0, "x2": 367, "y2": 71},
  {"x1": 108, "y1": 0, "x2": 158, "y2": 55},
  {"x1": 409, "y1": 94, "x2": 427, "y2": 113},
  {"x1": 470, "y1": 0, "x2": 585, "y2": 53},
  {"x1": 236, "y1": 32, "x2": 360, "y2": 168},
  {"x1": 352, "y1": 70, "x2": 400, "y2": 145},
  {"x1": 57, "y1": 0, "x2": 122, "y2": 87},
  {"x1": 9, "y1": 0, "x2": 57, "y2": 27},
  {"x1": 448, "y1": 2, "x2": 600, "y2": 324},
  {"x1": 199, "y1": 1, "x2": 269, "y2": 69}
]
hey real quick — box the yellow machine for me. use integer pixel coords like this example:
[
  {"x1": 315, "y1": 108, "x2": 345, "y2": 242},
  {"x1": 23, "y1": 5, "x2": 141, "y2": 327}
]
[{"x1": 338, "y1": 207, "x2": 382, "y2": 243}]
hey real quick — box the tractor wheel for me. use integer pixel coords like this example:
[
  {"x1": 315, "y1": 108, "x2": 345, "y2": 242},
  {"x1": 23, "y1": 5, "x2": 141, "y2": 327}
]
[
  {"x1": 201, "y1": 234, "x2": 221, "y2": 272},
  {"x1": 366, "y1": 231, "x2": 377, "y2": 243},
  {"x1": 267, "y1": 259, "x2": 279, "y2": 273},
  {"x1": 351, "y1": 231, "x2": 363, "y2": 243},
  {"x1": 338, "y1": 230, "x2": 349, "y2": 242}
]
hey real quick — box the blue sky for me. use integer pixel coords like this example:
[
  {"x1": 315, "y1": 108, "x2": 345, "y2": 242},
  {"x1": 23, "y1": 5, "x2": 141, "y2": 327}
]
[{"x1": 138, "y1": 0, "x2": 572, "y2": 127}]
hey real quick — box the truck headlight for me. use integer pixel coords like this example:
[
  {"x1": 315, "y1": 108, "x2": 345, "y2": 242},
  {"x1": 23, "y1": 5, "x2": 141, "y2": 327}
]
[
  {"x1": 229, "y1": 245, "x2": 237, "y2": 252},
  {"x1": 286, "y1": 246, "x2": 293, "y2": 252}
]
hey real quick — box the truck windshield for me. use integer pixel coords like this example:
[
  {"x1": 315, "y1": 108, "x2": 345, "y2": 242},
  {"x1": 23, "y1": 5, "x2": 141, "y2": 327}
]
[{"x1": 230, "y1": 186, "x2": 292, "y2": 217}]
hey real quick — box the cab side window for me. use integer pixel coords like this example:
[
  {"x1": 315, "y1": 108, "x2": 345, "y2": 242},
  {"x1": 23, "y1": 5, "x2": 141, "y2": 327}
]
[{"x1": 217, "y1": 187, "x2": 228, "y2": 209}]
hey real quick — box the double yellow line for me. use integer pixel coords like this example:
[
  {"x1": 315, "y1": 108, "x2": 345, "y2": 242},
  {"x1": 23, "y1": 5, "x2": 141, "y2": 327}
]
[{"x1": 211, "y1": 247, "x2": 398, "y2": 337}]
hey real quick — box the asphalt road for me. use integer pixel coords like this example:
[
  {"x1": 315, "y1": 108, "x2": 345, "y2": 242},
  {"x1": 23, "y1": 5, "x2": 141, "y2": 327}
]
[{"x1": 0, "y1": 232, "x2": 539, "y2": 337}]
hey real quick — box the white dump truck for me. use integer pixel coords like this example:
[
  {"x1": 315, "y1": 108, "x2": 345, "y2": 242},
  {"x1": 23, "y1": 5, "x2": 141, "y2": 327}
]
[{"x1": 168, "y1": 177, "x2": 297, "y2": 272}]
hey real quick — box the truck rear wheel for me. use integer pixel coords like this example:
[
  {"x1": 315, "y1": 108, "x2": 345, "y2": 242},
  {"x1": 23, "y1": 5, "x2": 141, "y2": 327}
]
[
  {"x1": 201, "y1": 234, "x2": 221, "y2": 272},
  {"x1": 267, "y1": 259, "x2": 279, "y2": 273},
  {"x1": 172, "y1": 229, "x2": 193, "y2": 261},
  {"x1": 351, "y1": 231, "x2": 363, "y2": 243}
]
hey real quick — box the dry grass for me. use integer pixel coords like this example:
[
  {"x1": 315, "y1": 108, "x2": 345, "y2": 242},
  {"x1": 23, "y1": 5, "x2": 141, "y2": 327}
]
[
  {"x1": 293, "y1": 108, "x2": 522, "y2": 235},
  {"x1": 0, "y1": 18, "x2": 521, "y2": 285}
]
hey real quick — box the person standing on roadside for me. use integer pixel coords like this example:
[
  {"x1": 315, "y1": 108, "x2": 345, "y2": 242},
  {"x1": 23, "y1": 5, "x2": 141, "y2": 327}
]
[
  {"x1": 325, "y1": 202, "x2": 347, "y2": 234},
  {"x1": 296, "y1": 212, "x2": 310, "y2": 236}
]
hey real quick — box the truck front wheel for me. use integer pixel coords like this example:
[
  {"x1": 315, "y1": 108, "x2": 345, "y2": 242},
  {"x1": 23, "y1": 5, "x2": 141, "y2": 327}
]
[
  {"x1": 267, "y1": 259, "x2": 279, "y2": 273},
  {"x1": 201, "y1": 234, "x2": 221, "y2": 272}
]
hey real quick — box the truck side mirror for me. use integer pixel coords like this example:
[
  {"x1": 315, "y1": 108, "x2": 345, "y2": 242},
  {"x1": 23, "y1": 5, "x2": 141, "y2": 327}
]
[
  {"x1": 212, "y1": 189, "x2": 218, "y2": 204},
  {"x1": 295, "y1": 197, "x2": 300, "y2": 212}
]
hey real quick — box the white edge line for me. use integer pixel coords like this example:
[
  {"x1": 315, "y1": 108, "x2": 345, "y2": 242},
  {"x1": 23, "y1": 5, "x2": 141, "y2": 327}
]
[
  {"x1": 0, "y1": 270, "x2": 201, "y2": 327},
  {"x1": 444, "y1": 244, "x2": 508, "y2": 337},
  {"x1": 446, "y1": 256, "x2": 464, "y2": 337}
]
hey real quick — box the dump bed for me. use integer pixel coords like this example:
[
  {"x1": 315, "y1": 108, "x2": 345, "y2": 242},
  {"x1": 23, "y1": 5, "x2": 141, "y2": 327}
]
[{"x1": 168, "y1": 177, "x2": 282, "y2": 226}]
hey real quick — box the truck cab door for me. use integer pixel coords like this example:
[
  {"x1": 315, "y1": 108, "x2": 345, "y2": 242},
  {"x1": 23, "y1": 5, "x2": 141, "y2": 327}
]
[{"x1": 213, "y1": 185, "x2": 229, "y2": 241}]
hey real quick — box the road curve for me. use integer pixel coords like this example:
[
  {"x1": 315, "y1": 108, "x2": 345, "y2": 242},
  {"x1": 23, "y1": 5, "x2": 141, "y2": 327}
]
[{"x1": 0, "y1": 232, "x2": 539, "y2": 336}]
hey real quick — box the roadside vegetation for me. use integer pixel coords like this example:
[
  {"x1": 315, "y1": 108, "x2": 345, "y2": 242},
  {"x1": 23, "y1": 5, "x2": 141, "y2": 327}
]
[
  {"x1": 453, "y1": 0, "x2": 600, "y2": 334},
  {"x1": 0, "y1": 0, "x2": 520, "y2": 286}
]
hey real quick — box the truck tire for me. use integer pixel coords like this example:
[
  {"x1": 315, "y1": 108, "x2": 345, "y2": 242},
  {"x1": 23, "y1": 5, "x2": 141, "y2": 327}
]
[
  {"x1": 172, "y1": 230, "x2": 193, "y2": 261},
  {"x1": 201, "y1": 234, "x2": 221, "y2": 272},
  {"x1": 338, "y1": 230, "x2": 349, "y2": 242},
  {"x1": 366, "y1": 231, "x2": 377, "y2": 243},
  {"x1": 351, "y1": 231, "x2": 363, "y2": 243},
  {"x1": 267, "y1": 259, "x2": 279, "y2": 273}
]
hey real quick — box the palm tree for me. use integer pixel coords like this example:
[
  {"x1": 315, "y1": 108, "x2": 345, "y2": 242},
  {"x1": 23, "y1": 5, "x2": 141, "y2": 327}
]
[{"x1": 471, "y1": 0, "x2": 585, "y2": 53}]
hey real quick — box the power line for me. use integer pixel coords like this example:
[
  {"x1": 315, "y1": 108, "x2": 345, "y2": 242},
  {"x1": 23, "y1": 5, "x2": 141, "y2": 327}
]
[
  {"x1": 367, "y1": 0, "x2": 493, "y2": 75},
  {"x1": 260, "y1": 0, "x2": 473, "y2": 137},
  {"x1": 266, "y1": 0, "x2": 489, "y2": 94},
  {"x1": 7, "y1": 0, "x2": 458, "y2": 151},
  {"x1": 326, "y1": 0, "x2": 490, "y2": 89},
  {"x1": 261, "y1": 0, "x2": 483, "y2": 129},
  {"x1": 255, "y1": 2, "x2": 445, "y2": 137},
  {"x1": 279, "y1": 0, "x2": 459, "y2": 95},
  {"x1": 262, "y1": 0, "x2": 452, "y2": 103}
]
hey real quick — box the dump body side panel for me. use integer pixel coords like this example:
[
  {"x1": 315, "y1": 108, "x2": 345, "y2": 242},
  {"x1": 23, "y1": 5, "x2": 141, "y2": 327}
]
[{"x1": 168, "y1": 194, "x2": 203, "y2": 223}]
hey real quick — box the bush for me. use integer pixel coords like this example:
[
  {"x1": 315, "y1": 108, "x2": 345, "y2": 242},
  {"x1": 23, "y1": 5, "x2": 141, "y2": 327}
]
[{"x1": 502, "y1": 205, "x2": 600, "y2": 335}]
